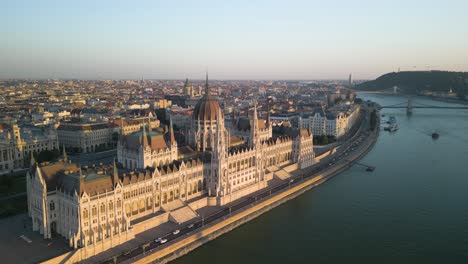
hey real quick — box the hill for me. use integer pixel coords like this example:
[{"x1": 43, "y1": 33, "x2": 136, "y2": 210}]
[{"x1": 356, "y1": 71, "x2": 468, "y2": 100}]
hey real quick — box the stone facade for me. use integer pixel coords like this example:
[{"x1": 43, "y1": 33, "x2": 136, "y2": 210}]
[
  {"x1": 299, "y1": 104, "x2": 360, "y2": 138},
  {"x1": 57, "y1": 122, "x2": 115, "y2": 153},
  {"x1": 0, "y1": 124, "x2": 58, "y2": 174}
]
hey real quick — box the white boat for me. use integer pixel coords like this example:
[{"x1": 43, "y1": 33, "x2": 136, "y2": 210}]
[{"x1": 385, "y1": 123, "x2": 399, "y2": 132}]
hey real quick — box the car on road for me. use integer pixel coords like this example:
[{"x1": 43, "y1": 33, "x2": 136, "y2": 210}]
[
  {"x1": 289, "y1": 179, "x2": 294, "y2": 183},
  {"x1": 187, "y1": 224, "x2": 194, "y2": 229},
  {"x1": 173, "y1": 229, "x2": 180, "y2": 235},
  {"x1": 160, "y1": 238, "x2": 168, "y2": 244},
  {"x1": 154, "y1": 238, "x2": 161, "y2": 243}
]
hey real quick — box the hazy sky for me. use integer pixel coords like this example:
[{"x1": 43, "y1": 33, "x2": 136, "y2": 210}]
[{"x1": 1, "y1": 0, "x2": 468, "y2": 80}]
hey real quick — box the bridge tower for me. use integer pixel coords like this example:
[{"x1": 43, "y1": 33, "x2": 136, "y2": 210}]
[{"x1": 407, "y1": 97, "x2": 413, "y2": 115}]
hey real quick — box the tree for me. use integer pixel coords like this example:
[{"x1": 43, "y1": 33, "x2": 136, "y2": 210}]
[
  {"x1": 321, "y1": 135, "x2": 329, "y2": 145},
  {"x1": 36, "y1": 149, "x2": 61, "y2": 163}
]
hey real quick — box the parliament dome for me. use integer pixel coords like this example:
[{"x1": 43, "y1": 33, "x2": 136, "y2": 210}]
[{"x1": 192, "y1": 73, "x2": 221, "y2": 121}]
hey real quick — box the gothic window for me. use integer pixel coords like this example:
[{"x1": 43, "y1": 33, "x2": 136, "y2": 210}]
[
  {"x1": 83, "y1": 209, "x2": 89, "y2": 218},
  {"x1": 92, "y1": 206, "x2": 97, "y2": 217},
  {"x1": 49, "y1": 201, "x2": 55, "y2": 211},
  {"x1": 146, "y1": 197, "x2": 152, "y2": 209},
  {"x1": 101, "y1": 204, "x2": 105, "y2": 213}
]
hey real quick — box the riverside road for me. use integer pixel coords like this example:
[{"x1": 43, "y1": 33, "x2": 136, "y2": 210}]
[{"x1": 100, "y1": 108, "x2": 378, "y2": 264}]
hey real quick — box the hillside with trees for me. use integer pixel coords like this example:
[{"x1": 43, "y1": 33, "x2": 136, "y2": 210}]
[{"x1": 356, "y1": 71, "x2": 468, "y2": 100}]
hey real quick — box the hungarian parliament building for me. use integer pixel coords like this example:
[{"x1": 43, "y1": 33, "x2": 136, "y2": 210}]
[{"x1": 26, "y1": 75, "x2": 315, "y2": 252}]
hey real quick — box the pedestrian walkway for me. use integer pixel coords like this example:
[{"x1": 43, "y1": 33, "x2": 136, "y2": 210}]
[
  {"x1": 163, "y1": 200, "x2": 199, "y2": 224},
  {"x1": 169, "y1": 206, "x2": 198, "y2": 224}
]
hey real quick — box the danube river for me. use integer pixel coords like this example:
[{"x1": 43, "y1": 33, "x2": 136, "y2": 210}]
[{"x1": 173, "y1": 95, "x2": 468, "y2": 264}]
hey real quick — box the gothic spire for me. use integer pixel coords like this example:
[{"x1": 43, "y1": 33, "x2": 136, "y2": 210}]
[
  {"x1": 113, "y1": 159, "x2": 119, "y2": 186},
  {"x1": 169, "y1": 118, "x2": 176, "y2": 145},
  {"x1": 253, "y1": 101, "x2": 258, "y2": 120},
  {"x1": 30, "y1": 151, "x2": 36, "y2": 167},
  {"x1": 79, "y1": 166, "x2": 85, "y2": 195},
  {"x1": 147, "y1": 115, "x2": 152, "y2": 132},
  {"x1": 141, "y1": 123, "x2": 148, "y2": 147},
  {"x1": 205, "y1": 71, "x2": 210, "y2": 97},
  {"x1": 62, "y1": 144, "x2": 68, "y2": 162},
  {"x1": 267, "y1": 104, "x2": 271, "y2": 127},
  {"x1": 250, "y1": 101, "x2": 259, "y2": 147}
]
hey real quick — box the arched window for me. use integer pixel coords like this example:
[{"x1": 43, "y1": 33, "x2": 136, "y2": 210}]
[{"x1": 49, "y1": 201, "x2": 55, "y2": 211}]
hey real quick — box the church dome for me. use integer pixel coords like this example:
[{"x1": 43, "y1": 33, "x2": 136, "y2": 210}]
[{"x1": 192, "y1": 73, "x2": 221, "y2": 121}]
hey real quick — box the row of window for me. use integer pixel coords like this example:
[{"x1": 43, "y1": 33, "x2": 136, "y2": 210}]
[{"x1": 82, "y1": 200, "x2": 122, "y2": 219}]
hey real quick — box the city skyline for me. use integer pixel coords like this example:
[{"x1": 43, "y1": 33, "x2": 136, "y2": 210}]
[{"x1": 2, "y1": 0, "x2": 468, "y2": 80}]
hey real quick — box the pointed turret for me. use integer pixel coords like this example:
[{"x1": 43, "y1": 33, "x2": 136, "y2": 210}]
[
  {"x1": 112, "y1": 159, "x2": 119, "y2": 186},
  {"x1": 147, "y1": 115, "x2": 152, "y2": 132},
  {"x1": 250, "y1": 101, "x2": 259, "y2": 147},
  {"x1": 232, "y1": 111, "x2": 237, "y2": 126},
  {"x1": 30, "y1": 151, "x2": 36, "y2": 167},
  {"x1": 119, "y1": 116, "x2": 126, "y2": 145},
  {"x1": 267, "y1": 104, "x2": 271, "y2": 127},
  {"x1": 205, "y1": 71, "x2": 210, "y2": 97},
  {"x1": 62, "y1": 144, "x2": 68, "y2": 162},
  {"x1": 78, "y1": 166, "x2": 85, "y2": 196},
  {"x1": 169, "y1": 118, "x2": 176, "y2": 145},
  {"x1": 214, "y1": 108, "x2": 225, "y2": 156},
  {"x1": 141, "y1": 124, "x2": 148, "y2": 147}
]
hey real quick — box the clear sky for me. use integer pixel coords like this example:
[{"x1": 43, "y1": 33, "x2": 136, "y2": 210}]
[{"x1": 1, "y1": 0, "x2": 468, "y2": 80}]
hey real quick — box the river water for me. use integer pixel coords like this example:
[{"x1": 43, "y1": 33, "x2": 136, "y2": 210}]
[{"x1": 173, "y1": 95, "x2": 468, "y2": 264}]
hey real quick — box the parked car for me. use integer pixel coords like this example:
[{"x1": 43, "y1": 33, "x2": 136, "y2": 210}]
[{"x1": 173, "y1": 229, "x2": 180, "y2": 235}]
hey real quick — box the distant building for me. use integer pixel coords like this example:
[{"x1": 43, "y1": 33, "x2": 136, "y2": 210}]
[
  {"x1": 299, "y1": 104, "x2": 360, "y2": 138},
  {"x1": 58, "y1": 113, "x2": 160, "y2": 153},
  {"x1": 167, "y1": 105, "x2": 193, "y2": 129},
  {"x1": 57, "y1": 122, "x2": 114, "y2": 153},
  {"x1": 0, "y1": 124, "x2": 58, "y2": 174}
]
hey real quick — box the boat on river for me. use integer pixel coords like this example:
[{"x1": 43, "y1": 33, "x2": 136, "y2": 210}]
[{"x1": 384, "y1": 123, "x2": 399, "y2": 132}]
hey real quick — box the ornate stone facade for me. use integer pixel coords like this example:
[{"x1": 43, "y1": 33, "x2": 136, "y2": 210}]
[{"x1": 26, "y1": 74, "x2": 316, "y2": 252}]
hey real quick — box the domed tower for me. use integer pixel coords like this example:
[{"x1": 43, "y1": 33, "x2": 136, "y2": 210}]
[{"x1": 189, "y1": 72, "x2": 223, "y2": 151}]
